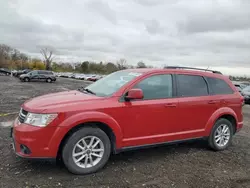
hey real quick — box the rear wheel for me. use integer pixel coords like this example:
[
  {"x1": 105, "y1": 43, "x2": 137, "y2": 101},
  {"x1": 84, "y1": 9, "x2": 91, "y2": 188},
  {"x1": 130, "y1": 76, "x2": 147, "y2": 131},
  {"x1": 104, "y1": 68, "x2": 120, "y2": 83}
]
[
  {"x1": 62, "y1": 127, "x2": 111, "y2": 175},
  {"x1": 46, "y1": 78, "x2": 52, "y2": 83},
  {"x1": 208, "y1": 118, "x2": 233, "y2": 151}
]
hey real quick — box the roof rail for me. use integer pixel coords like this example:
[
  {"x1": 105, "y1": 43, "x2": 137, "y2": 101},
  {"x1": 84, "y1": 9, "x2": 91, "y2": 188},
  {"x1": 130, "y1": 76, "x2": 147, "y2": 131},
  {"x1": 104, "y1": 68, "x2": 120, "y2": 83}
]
[{"x1": 164, "y1": 66, "x2": 222, "y2": 74}]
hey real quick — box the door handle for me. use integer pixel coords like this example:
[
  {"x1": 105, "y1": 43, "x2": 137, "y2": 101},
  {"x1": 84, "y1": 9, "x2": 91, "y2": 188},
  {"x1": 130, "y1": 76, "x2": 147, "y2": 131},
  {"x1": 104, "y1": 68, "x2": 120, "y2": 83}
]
[
  {"x1": 221, "y1": 100, "x2": 227, "y2": 104},
  {"x1": 164, "y1": 103, "x2": 177, "y2": 107},
  {"x1": 208, "y1": 100, "x2": 218, "y2": 104}
]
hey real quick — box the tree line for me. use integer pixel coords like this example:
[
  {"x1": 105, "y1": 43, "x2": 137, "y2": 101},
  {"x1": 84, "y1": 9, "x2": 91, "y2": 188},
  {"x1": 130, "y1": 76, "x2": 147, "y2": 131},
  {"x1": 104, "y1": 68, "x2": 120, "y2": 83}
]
[
  {"x1": 0, "y1": 44, "x2": 152, "y2": 74},
  {"x1": 1, "y1": 43, "x2": 248, "y2": 80}
]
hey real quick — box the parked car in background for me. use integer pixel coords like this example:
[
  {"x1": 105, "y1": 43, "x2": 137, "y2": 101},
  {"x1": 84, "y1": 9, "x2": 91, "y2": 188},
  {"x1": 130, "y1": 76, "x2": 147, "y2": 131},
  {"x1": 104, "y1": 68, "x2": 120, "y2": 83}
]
[
  {"x1": 232, "y1": 81, "x2": 248, "y2": 88},
  {"x1": 86, "y1": 74, "x2": 99, "y2": 82},
  {"x1": 240, "y1": 82, "x2": 250, "y2": 86},
  {"x1": 54, "y1": 72, "x2": 104, "y2": 81},
  {"x1": 234, "y1": 83, "x2": 245, "y2": 95},
  {"x1": 241, "y1": 86, "x2": 250, "y2": 104},
  {"x1": 19, "y1": 70, "x2": 56, "y2": 83},
  {"x1": 74, "y1": 73, "x2": 86, "y2": 80},
  {"x1": 0, "y1": 68, "x2": 11, "y2": 75},
  {"x1": 11, "y1": 66, "x2": 243, "y2": 175},
  {"x1": 14, "y1": 69, "x2": 31, "y2": 77}
]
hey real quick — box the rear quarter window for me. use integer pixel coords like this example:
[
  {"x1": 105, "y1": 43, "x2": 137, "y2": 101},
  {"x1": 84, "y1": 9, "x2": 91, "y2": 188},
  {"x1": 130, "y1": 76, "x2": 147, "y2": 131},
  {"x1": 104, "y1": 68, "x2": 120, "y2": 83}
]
[
  {"x1": 206, "y1": 77, "x2": 234, "y2": 95},
  {"x1": 47, "y1": 71, "x2": 53, "y2": 75},
  {"x1": 176, "y1": 74, "x2": 208, "y2": 97}
]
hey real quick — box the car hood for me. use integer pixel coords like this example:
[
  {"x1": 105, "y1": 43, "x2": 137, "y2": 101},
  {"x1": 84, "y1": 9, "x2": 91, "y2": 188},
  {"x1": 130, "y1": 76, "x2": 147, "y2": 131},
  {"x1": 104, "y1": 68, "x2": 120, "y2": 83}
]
[{"x1": 22, "y1": 90, "x2": 103, "y2": 113}]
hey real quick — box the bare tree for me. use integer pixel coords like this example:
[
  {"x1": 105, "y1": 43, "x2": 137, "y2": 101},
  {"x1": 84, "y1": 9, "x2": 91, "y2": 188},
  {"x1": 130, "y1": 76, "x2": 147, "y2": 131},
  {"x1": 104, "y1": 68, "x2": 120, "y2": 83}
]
[
  {"x1": 0, "y1": 44, "x2": 12, "y2": 68},
  {"x1": 116, "y1": 58, "x2": 127, "y2": 70},
  {"x1": 40, "y1": 47, "x2": 55, "y2": 70}
]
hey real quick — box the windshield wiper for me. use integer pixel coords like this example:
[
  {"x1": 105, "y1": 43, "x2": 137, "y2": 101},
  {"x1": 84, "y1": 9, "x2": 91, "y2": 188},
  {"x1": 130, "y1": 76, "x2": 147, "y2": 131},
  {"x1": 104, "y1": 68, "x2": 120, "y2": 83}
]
[{"x1": 78, "y1": 87, "x2": 96, "y2": 95}]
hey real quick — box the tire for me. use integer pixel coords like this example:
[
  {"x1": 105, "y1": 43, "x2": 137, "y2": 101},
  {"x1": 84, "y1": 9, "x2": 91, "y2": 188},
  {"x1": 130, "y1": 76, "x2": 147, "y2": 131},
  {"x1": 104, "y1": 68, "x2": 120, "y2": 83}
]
[
  {"x1": 24, "y1": 77, "x2": 30, "y2": 82},
  {"x1": 46, "y1": 78, "x2": 52, "y2": 83},
  {"x1": 62, "y1": 127, "x2": 111, "y2": 175},
  {"x1": 208, "y1": 118, "x2": 233, "y2": 151}
]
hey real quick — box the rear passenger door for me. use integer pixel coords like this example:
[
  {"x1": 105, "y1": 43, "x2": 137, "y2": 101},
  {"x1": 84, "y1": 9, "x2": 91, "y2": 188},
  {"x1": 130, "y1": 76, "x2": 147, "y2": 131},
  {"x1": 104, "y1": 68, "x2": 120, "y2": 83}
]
[
  {"x1": 38, "y1": 71, "x2": 47, "y2": 81},
  {"x1": 176, "y1": 74, "x2": 218, "y2": 136}
]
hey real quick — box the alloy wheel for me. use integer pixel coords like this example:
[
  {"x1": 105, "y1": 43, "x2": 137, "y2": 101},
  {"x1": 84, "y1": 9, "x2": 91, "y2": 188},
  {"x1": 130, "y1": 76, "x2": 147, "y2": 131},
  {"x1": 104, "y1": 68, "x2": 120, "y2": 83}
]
[
  {"x1": 72, "y1": 136, "x2": 105, "y2": 169},
  {"x1": 214, "y1": 124, "x2": 231, "y2": 147}
]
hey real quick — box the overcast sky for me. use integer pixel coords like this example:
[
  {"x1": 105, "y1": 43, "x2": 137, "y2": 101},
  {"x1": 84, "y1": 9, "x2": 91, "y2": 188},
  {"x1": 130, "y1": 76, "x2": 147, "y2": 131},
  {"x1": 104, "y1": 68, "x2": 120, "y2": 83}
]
[{"x1": 1, "y1": 0, "x2": 250, "y2": 76}]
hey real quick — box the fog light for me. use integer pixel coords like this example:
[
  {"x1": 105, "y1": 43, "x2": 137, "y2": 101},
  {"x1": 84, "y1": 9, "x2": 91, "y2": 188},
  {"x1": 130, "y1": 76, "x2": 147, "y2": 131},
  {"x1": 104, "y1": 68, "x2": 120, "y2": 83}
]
[{"x1": 20, "y1": 144, "x2": 31, "y2": 154}]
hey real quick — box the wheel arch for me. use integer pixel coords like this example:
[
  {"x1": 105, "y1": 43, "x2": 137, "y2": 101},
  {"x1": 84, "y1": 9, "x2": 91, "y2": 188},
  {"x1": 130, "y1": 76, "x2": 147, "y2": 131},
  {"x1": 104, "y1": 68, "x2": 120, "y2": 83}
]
[
  {"x1": 205, "y1": 107, "x2": 238, "y2": 136},
  {"x1": 216, "y1": 114, "x2": 237, "y2": 134},
  {"x1": 57, "y1": 121, "x2": 117, "y2": 159},
  {"x1": 54, "y1": 111, "x2": 123, "y2": 158}
]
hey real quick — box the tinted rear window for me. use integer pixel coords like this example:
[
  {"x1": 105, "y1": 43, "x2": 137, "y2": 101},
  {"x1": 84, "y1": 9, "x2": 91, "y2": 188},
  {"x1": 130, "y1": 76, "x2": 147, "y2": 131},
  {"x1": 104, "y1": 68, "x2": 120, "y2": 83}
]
[
  {"x1": 177, "y1": 74, "x2": 208, "y2": 97},
  {"x1": 206, "y1": 77, "x2": 234, "y2": 95}
]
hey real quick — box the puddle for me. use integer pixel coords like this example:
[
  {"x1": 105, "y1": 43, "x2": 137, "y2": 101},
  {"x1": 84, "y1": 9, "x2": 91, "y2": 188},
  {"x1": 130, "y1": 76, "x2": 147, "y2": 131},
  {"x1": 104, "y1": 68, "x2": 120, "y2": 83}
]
[{"x1": 0, "y1": 121, "x2": 14, "y2": 127}]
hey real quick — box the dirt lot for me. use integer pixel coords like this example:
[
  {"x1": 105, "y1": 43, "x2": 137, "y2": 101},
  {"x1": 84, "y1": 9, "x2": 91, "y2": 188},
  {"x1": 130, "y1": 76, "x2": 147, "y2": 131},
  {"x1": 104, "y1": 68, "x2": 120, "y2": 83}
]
[{"x1": 1, "y1": 76, "x2": 250, "y2": 188}]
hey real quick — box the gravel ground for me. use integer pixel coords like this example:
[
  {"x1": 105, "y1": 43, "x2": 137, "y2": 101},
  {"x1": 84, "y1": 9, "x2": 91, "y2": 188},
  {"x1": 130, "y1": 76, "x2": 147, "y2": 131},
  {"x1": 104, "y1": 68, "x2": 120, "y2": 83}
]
[{"x1": 1, "y1": 75, "x2": 250, "y2": 188}]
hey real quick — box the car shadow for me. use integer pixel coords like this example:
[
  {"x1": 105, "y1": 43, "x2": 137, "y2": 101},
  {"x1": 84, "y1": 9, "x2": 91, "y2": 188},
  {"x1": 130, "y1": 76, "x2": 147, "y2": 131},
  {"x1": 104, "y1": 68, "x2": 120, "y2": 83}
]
[
  {"x1": 15, "y1": 139, "x2": 210, "y2": 176},
  {"x1": 110, "y1": 139, "x2": 209, "y2": 162}
]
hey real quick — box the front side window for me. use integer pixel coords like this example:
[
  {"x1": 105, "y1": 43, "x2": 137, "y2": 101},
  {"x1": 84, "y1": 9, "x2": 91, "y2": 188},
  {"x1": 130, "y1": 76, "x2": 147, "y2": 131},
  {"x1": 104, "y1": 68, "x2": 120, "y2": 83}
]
[
  {"x1": 29, "y1": 71, "x2": 38, "y2": 76},
  {"x1": 84, "y1": 71, "x2": 142, "y2": 97},
  {"x1": 177, "y1": 74, "x2": 208, "y2": 97},
  {"x1": 206, "y1": 77, "x2": 234, "y2": 95},
  {"x1": 133, "y1": 74, "x2": 173, "y2": 100}
]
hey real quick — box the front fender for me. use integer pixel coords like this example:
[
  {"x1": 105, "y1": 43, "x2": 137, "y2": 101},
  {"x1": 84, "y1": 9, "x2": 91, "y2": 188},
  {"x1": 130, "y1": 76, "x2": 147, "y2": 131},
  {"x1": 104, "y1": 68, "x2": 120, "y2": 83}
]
[
  {"x1": 48, "y1": 111, "x2": 123, "y2": 156},
  {"x1": 204, "y1": 107, "x2": 238, "y2": 136}
]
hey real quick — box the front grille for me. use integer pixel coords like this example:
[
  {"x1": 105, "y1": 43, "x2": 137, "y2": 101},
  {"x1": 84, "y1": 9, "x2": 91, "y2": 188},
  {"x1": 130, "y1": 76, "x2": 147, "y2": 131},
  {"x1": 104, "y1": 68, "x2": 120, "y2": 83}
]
[{"x1": 18, "y1": 108, "x2": 28, "y2": 123}]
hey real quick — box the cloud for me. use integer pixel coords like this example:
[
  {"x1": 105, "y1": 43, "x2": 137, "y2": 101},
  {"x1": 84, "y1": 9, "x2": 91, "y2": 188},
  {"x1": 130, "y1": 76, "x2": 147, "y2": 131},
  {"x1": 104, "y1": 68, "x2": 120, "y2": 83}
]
[
  {"x1": 0, "y1": 0, "x2": 250, "y2": 76},
  {"x1": 177, "y1": 0, "x2": 250, "y2": 33},
  {"x1": 132, "y1": 0, "x2": 168, "y2": 6},
  {"x1": 85, "y1": 0, "x2": 117, "y2": 25}
]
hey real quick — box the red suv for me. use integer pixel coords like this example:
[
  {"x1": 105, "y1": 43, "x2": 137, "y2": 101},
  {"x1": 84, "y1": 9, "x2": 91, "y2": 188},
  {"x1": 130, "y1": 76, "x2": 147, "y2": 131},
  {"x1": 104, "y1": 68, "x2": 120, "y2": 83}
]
[{"x1": 11, "y1": 67, "x2": 244, "y2": 175}]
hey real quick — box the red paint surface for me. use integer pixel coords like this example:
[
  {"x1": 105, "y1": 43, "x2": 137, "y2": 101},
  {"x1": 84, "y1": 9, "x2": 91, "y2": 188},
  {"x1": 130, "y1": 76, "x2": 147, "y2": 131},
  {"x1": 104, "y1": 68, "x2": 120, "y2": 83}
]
[{"x1": 13, "y1": 69, "x2": 243, "y2": 158}]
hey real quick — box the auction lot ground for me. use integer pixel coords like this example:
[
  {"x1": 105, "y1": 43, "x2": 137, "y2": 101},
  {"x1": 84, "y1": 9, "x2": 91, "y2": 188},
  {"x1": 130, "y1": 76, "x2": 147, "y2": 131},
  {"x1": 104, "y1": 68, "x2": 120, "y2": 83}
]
[{"x1": 1, "y1": 76, "x2": 250, "y2": 188}]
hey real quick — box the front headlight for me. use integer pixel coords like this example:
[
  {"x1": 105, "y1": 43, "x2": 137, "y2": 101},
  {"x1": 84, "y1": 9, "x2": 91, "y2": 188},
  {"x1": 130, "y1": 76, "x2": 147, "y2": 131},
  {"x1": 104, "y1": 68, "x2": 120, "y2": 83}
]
[{"x1": 24, "y1": 113, "x2": 58, "y2": 127}]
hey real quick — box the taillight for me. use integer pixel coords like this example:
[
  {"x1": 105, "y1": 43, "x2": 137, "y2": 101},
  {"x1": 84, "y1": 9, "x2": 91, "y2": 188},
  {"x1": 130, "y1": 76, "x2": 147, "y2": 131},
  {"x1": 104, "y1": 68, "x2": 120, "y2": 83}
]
[{"x1": 240, "y1": 95, "x2": 244, "y2": 106}]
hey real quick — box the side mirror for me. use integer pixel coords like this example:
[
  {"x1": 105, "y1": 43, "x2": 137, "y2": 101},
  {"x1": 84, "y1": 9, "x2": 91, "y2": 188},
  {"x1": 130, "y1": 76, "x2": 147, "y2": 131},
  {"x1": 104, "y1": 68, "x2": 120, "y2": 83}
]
[{"x1": 125, "y1": 88, "x2": 143, "y2": 100}]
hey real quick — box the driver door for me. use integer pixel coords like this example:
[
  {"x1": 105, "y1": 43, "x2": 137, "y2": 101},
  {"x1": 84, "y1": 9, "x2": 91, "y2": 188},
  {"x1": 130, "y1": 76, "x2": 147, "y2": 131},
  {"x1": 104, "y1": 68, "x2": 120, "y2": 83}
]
[
  {"x1": 119, "y1": 73, "x2": 179, "y2": 147},
  {"x1": 30, "y1": 71, "x2": 39, "y2": 81}
]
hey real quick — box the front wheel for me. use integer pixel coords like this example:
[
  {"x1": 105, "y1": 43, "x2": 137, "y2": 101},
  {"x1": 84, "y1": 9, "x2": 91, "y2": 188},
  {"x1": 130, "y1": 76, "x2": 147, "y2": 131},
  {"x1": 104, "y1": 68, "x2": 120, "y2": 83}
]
[
  {"x1": 24, "y1": 77, "x2": 30, "y2": 82},
  {"x1": 208, "y1": 118, "x2": 233, "y2": 151},
  {"x1": 62, "y1": 127, "x2": 111, "y2": 175}
]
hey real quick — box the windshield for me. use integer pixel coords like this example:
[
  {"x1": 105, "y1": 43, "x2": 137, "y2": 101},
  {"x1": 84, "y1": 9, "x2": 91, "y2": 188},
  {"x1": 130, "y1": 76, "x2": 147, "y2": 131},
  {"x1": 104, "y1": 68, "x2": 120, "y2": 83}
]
[
  {"x1": 83, "y1": 70, "x2": 142, "y2": 97},
  {"x1": 243, "y1": 86, "x2": 250, "y2": 92}
]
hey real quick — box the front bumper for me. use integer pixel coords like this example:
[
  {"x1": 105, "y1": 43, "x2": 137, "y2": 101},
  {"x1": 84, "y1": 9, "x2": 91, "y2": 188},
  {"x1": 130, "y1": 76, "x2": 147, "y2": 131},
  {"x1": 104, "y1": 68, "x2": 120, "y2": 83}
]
[{"x1": 11, "y1": 118, "x2": 58, "y2": 159}]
